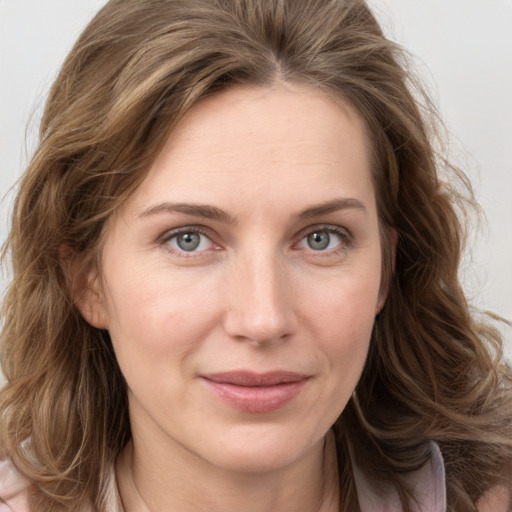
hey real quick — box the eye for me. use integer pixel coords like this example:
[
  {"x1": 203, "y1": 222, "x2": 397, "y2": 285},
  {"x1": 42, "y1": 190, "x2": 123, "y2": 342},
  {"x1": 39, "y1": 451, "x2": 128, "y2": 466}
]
[
  {"x1": 164, "y1": 229, "x2": 215, "y2": 253},
  {"x1": 306, "y1": 231, "x2": 332, "y2": 250},
  {"x1": 296, "y1": 227, "x2": 350, "y2": 252}
]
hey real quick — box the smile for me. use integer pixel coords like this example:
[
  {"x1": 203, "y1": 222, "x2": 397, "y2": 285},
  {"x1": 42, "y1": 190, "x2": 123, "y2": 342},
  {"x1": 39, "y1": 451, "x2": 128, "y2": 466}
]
[{"x1": 201, "y1": 371, "x2": 310, "y2": 413}]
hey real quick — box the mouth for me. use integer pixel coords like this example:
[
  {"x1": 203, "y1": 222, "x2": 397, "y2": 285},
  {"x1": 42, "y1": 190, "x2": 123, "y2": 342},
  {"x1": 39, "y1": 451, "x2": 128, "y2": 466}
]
[{"x1": 200, "y1": 371, "x2": 310, "y2": 413}]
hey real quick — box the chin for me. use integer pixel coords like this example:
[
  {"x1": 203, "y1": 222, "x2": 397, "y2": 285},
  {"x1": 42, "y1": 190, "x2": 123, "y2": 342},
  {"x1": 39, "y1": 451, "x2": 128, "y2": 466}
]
[{"x1": 199, "y1": 424, "x2": 325, "y2": 474}]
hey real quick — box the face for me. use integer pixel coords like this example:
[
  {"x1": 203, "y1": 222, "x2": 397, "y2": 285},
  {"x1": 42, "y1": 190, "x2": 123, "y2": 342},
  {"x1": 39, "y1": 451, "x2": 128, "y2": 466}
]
[{"x1": 81, "y1": 84, "x2": 385, "y2": 474}]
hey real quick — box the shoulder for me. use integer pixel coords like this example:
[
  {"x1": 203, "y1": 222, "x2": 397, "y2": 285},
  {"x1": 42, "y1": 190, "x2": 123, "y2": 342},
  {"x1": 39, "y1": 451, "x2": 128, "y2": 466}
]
[
  {"x1": 353, "y1": 442, "x2": 446, "y2": 512},
  {"x1": 0, "y1": 456, "x2": 122, "y2": 512},
  {"x1": 353, "y1": 442, "x2": 512, "y2": 512},
  {"x1": 0, "y1": 457, "x2": 31, "y2": 512},
  {"x1": 476, "y1": 481, "x2": 511, "y2": 512}
]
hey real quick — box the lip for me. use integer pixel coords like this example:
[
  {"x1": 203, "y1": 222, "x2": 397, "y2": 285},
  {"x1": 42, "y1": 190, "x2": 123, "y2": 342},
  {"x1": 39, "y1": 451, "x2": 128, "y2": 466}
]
[{"x1": 201, "y1": 371, "x2": 310, "y2": 413}]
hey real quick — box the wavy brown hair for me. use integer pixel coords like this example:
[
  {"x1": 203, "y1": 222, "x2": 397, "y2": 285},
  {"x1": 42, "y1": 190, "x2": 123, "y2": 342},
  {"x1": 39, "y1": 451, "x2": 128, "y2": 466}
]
[{"x1": 1, "y1": 0, "x2": 511, "y2": 510}]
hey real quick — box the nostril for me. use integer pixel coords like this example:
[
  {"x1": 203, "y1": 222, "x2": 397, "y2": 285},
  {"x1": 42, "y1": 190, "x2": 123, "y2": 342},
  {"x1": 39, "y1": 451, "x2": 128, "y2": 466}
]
[
  {"x1": 222, "y1": 257, "x2": 297, "y2": 344},
  {"x1": 223, "y1": 300, "x2": 297, "y2": 345}
]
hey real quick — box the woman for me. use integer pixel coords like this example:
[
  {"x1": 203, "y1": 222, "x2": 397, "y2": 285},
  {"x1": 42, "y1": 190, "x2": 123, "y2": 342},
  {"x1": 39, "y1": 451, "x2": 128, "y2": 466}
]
[{"x1": 1, "y1": 0, "x2": 511, "y2": 510}]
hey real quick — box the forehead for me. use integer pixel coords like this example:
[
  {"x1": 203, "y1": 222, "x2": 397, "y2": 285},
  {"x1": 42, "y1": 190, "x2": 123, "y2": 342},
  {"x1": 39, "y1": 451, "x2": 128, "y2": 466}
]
[{"x1": 116, "y1": 83, "x2": 376, "y2": 222}]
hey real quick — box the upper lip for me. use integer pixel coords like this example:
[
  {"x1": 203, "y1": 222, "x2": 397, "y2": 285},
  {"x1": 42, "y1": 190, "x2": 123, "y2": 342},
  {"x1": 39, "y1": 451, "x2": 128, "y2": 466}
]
[{"x1": 201, "y1": 371, "x2": 310, "y2": 387}]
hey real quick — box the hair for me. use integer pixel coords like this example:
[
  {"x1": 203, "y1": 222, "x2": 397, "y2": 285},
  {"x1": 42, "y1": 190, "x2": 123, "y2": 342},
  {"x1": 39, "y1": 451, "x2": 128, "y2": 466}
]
[{"x1": 1, "y1": 0, "x2": 511, "y2": 510}]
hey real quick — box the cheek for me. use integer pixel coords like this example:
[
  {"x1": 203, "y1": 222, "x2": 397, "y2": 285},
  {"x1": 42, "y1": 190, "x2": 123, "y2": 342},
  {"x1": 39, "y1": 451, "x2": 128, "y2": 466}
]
[
  {"x1": 309, "y1": 266, "x2": 380, "y2": 327},
  {"x1": 305, "y1": 271, "x2": 379, "y2": 372},
  {"x1": 290, "y1": 274, "x2": 378, "y2": 434},
  {"x1": 101, "y1": 262, "x2": 221, "y2": 375}
]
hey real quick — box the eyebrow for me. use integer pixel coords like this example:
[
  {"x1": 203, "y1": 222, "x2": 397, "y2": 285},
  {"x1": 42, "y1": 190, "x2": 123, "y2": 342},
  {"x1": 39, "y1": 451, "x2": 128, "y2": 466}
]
[
  {"x1": 297, "y1": 198, "x2": 367, "y2": 219},
  {"x1": 139, "y1": 197, "x2": 366, "y2": 223},
  {"x1": 139, "y1": 202, "x2": 237, "y2": 224}
]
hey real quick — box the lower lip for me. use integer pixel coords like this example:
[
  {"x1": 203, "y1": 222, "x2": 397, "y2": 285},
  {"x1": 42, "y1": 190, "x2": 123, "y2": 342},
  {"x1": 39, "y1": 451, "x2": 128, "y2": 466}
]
[{"x1": 202, "y1": 379, "x2": 308, "y2": 413}]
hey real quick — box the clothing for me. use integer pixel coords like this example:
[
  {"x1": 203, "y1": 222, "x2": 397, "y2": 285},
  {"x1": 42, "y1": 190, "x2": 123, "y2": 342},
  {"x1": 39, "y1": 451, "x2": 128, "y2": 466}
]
[
  {"x1": 0, "y1": 443, "x2": 446, "y2": 512},
  {"x1": 354, "y1": 442, "x2": 446, "y2": 512},
  {"x1": 0, "y1": 458, "x2": 30, "y2": 512}
]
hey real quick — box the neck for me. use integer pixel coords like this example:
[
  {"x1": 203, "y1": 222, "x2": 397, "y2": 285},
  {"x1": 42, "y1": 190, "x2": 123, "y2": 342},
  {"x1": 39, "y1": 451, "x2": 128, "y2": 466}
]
[{"x1": 116, "y1": 432, "x2": 339, "y2": 512}]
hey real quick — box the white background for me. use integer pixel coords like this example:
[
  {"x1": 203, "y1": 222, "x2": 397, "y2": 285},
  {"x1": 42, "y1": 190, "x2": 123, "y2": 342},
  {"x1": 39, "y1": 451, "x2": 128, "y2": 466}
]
[{"x1": 1, "y1": 1, "x2": 511, "y2": 351}]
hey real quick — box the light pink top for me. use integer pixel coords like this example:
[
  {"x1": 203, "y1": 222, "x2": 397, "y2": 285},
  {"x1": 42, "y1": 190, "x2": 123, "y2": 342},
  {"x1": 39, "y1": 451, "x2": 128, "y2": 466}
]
[
  {"x1": 0, "y1": 443, "x2": 446, "y2": 511},
  {"x1": 353, "y1": 442, "x2": 446, "y2": 511}
]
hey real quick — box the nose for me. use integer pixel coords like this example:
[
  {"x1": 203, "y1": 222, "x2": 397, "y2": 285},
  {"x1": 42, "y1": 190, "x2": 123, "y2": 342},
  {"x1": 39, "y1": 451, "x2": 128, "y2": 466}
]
[{"x1": 223, "y1": 250, "x2": 297, "y2": 346}]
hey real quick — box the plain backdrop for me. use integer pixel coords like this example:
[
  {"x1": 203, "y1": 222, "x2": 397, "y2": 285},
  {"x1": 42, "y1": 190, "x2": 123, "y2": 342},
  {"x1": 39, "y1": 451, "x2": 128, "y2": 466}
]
[{"x1": 1, "y1": 1, "x2": 511, "y2": 354}]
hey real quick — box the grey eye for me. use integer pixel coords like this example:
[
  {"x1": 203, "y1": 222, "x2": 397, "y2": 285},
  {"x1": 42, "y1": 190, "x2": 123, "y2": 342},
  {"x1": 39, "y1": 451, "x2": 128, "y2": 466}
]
[
  {"x1": 176, "y1": 232, "x2": 201, "y2": 251},
  {"x1": 306, "y1": 231, "x2": 331, "y2": 250},
  {"x1": 165, "y1": 229, "x2": 214, "y2": 255}
]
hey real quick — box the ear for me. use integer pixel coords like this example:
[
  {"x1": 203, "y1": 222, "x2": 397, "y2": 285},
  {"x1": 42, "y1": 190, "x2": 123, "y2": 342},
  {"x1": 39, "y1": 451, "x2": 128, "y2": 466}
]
[
  {"x1": 74, "y1": 270, "x2": 110, "y2": 329},
  {"x1": 376, "y1": 228, "x2": 398, "y2": 314},
  {"x1": 60, "y1": 247, "x2": 109, "y2": 329}
]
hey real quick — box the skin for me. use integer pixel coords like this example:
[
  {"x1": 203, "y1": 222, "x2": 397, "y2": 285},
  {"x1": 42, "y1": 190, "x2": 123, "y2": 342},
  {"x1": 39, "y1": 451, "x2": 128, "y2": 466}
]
[
  {"x1": 79, "y1": 84, "x2": 386, "y2": 512},
  {"x1": 477, "y1": 481, "x2": 512, "y2": 512}
]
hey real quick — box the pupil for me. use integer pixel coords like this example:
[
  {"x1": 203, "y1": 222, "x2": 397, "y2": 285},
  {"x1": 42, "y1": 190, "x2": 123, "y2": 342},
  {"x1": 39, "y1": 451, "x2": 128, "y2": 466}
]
[
  {"x1": 308, "y1": 231, "x2": 330, "y2": 250},
  {"x1": 177, "y1": 233, "x2": 200, "y2": 251}
]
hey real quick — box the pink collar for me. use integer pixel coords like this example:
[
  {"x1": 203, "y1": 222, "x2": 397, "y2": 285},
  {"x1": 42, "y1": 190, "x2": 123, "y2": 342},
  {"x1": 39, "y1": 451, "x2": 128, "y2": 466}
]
[{"x1": 353, "y1": 442, "x2": 447, "y2": 512}]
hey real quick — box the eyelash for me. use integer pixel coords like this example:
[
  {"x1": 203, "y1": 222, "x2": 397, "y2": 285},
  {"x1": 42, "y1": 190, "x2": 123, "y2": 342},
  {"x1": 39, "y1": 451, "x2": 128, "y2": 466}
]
[
  {"x1": 158, "y1": 224, "x2": 353, "y2": 258},
  {"x1": 159, "y1": 226, "x2": 219, "y2": 259},
  {"x1": 294, "y1": 225, "x2": 353, "y2": 256}
]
